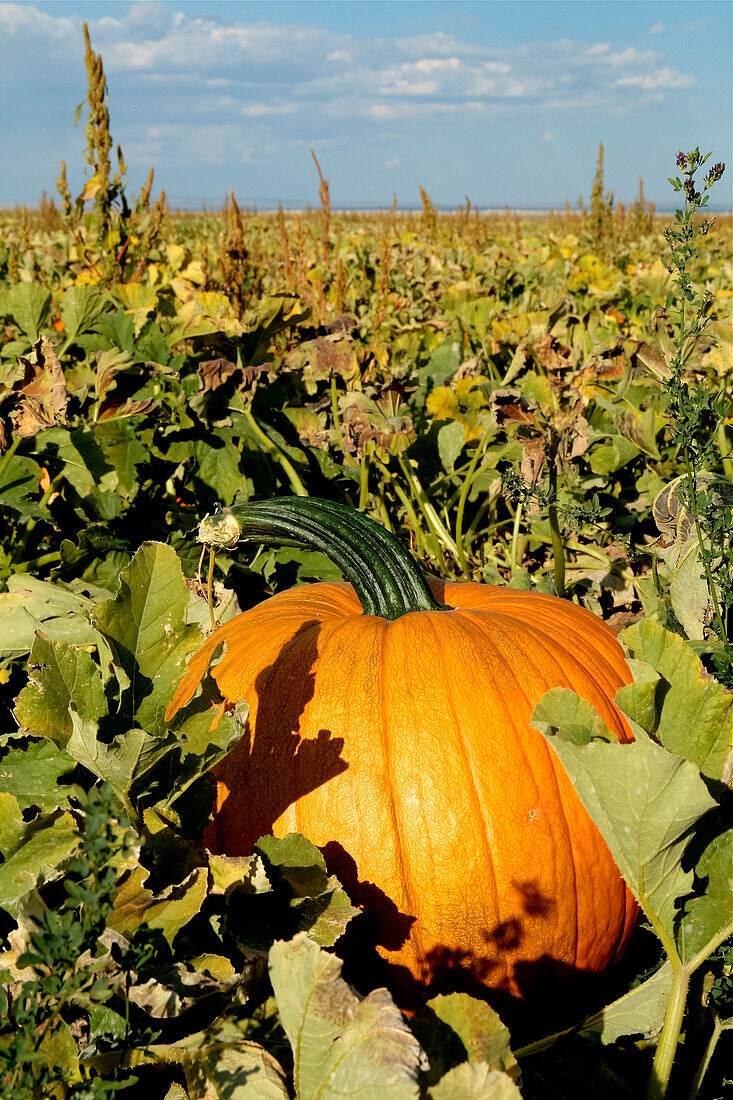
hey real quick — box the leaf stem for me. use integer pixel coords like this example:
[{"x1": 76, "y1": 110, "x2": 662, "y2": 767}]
[
  {"x1": 242, "y1": 406, "x2": 308, "y2": 497},
  {"x1": 0, "y1": 433, "x2": 21, "y2": 484},
  {"x1": 547, "y1": 450, "x2": 565, "y2": 597},
  {"x1": 647, "y1": 962, "x2": 690, "y2": 1100},
  {"x1": 454, "y1": 437, "x2": 489, "y2": 576},
  {"x1": 686, "y1": 1015, "x2": 725, "y2": 1100},
  {"x1": 510, "y1": 499, "x2": 524, "y2": 574}
]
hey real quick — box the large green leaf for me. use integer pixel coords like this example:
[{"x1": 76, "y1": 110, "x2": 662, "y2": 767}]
[
  {"x1": 269, "y1": 933, "x2": 424, "y2": 1100},
  {"x1": 0, "y1": 575, "x2": 106, "y2": 663},
  {"x1": 60, "y1": 285, "x2": 107, "y2": 345},
  {"x1": 0, "y1": 810, "x2": 76, "y2": 914},
  {"x1": 91, "y1": 542, "x2": 202, "y2": 735},
  {"x1": 14, "y1": 634, "x2": 108, "y2": 745},
  {"x1": 0, "y1": 735, "x2": 77, "y2": 811},
  {"x1": 619, "y1": 619, "x2": 733, "y2": 783},
  {"x1": 537, "y1": 714, "x2": 717, "y2": 956},
  {"x1": 4, "y1": 283, "x2": 51, "y2": 340},
  {"x1": 676, "y1": 821, "x2": 733, "y2": 965},
  {"x1": 0, "y1": 792, "x2": 26, "y2": 858}
]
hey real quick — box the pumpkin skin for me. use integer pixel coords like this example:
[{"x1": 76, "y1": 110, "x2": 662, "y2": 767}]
[{"x1": 168, "y1": 575, "x2": 639, "y2": 999}]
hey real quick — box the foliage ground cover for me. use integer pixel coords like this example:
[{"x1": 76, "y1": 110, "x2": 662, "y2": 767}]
[{"x1": 0, "y1": 25, "x2": 731, "y2": 1100}]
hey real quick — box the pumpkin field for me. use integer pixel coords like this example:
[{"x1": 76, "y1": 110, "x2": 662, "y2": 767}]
[{"x1": 0, "y1": 24, "x2": 732, "y2": 1100}]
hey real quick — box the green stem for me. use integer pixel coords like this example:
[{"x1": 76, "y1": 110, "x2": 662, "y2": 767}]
[
  {"x1": 717, "y1": 422, "x2": 732, "y2": 482},
  {"x1": 0, "y1": 433, "x2": 21, "y2": 484},
  {"x1": 454, "y1": 439, "x2": 489, "y2": 576},
  {"x1": 198, "y1": 496, "x2": 443, "y2": 620},
  {"x1": 547, "y1": 455, "x2": 565, "y2": 598},
  {"x1": 647, "y1": 963, "x2": 690, "y2": 1100},
  {"x1": 686, "y1": 1016, "x2": 724, "y2": 1100},
  {"x1": 242, "y1": 406, "x2": 308, "y2": 497},
  {"x1": 206, "y1": 549, "x2": 216, "y2": 630},
  {"x1": 398, "y1": 455, "x2": 460, "y2": 562},
  {"x1": 510, "y1": 499, "x2": 524, "y2": 574},
  {"x1": 359, "y1": 451, "x2": 370, "y2": 510},
  {"x1": 372, "y1": 455, "x2": 430, "y2": 559}
]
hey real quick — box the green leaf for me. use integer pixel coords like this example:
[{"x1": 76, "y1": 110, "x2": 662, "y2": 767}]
[
  {"x1": 60, "y1": 285, "x2": 107, "y2": 344},
  {"x1": 426, "y1": 994, "x2": 517, "y2": 1078},
  {"x1": 0, "y1": 735, "x2": 77, "y2": 812},
  {"x1": 540, "y1": 729, "x2": 716, "y2": 955},
  {"x1": 88, "y1": 1005, "x2": 128, "y2": 1042},
  {"x1": 0, "y1": 575, "x2": 103, "y2": 663},
  {"x1": 195, "y1": 438, "x2": 244, "y2": 505},
  {"x1": 620, "y1": 619, "x2": 733, "y2": 784},
  {"x1": 676, "y1": 821, "x2": 733, "y2": 965},
  {"x1": 4, "y1": 283, "x2": 51, "y2": 340},
  {"x1": 91, "y1": 542, "x2": 203, "y2": 735},
  {"x1": 198, "y1": 1041, "x2": 289, "y2": 1099},
  {"x1": 269, "y1": 933, "x2": 425, "y2": 1100},
  {"x1": 14, "y1": 634, "x2": 108, "y2": 746},
  {"x1": 0, "y1": 454, "x2": 47, "y2": 519},
  {"x1": 666, "y1": 538, "x2": 710, "y2": 640},
  {"x1": 0, "y1": 792, "x2": 26, "y2": 858},
  {"x1": 109, "y1": 862, "x2": 208, "y2": 946},
  {"x1": 530, "y1": 687, "x2": 613, "y2": 745},
  {"x1": 577, "y1": 962, "x2": 673, "y2": 1044},
  {"x1": 428, "y1": 1064, "x2": 521, "y2": 1100},
  {"x1": 437, "y1": 420, "x2": 466, "y2": 474},
  {"x1": 64, "y1": 710, "x2": 157, "y2": 795},
  {"x1": 0, "y1": 810, "x2": 76, "y2": 914}
]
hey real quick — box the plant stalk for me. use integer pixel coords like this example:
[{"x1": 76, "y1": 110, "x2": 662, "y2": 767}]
[{"x1": 647, "y1": 963, "x2": 690, "y2": 1100}]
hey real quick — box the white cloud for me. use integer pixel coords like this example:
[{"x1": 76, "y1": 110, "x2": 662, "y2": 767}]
[
  {"x1": 240, "y1": 102, "x2": 297, "y2": 117},
  {"x1": 0, "y1": 0, "x2": 703, "y2": 173},
  {"x1": 650, "y1": 21, "x2": 666, "y2": 35},
  {"x1": 384, "y1": 158, "x2": 401, "y2": 169},
  {"x1": 615, "y1": 68, "x2": 696, "y2": 91}
]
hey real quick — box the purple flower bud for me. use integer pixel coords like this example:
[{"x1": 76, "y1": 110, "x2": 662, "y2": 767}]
[
  {"x1": 676, "y1": 151, "x2": 687, "y2": 170},
  {"x1": 704, "y1": 162, "x2": 725, "y2": 187},
  {"x1": 684, "y1": 177, "x2": 697, "y2": 202}
]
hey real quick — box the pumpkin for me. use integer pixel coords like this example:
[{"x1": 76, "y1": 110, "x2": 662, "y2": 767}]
[{"x1": 166, "y1": 497, "x2": 638, "y2": 1000}]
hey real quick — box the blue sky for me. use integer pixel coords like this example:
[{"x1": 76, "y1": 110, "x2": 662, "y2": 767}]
[{"x1": 2, "y1": 1, "x2": 731, "y2": 210}]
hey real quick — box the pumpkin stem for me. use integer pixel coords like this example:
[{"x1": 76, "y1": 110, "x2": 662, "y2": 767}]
[{"x1": 198, "y1": 497, "x2": 443, "y2": 620}]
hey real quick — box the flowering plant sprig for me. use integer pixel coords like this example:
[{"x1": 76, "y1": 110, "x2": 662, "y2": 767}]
[{"x1": 663, "y1": 148, "x2": 731, "y2": 684}]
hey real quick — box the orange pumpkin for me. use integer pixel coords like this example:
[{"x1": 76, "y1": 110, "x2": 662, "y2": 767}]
[{"x1": 167, "y1": 498, "x2": 638, "y2": 1000}]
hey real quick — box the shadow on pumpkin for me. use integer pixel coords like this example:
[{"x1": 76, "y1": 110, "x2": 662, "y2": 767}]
[
  {"x1": 325, "y1": 843, "x2": 606, "y2": 1030},
  {"x1": 205, "y1": 619, "x2": 348, "y2": 856}
]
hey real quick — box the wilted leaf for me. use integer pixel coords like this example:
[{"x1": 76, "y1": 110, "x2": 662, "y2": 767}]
[
  {"x1": 6, "y1": 338, "x2": 68, "y2": 436},
  {"x1": 269, "y1": 933, "x2": 425, "y2": 1100}
]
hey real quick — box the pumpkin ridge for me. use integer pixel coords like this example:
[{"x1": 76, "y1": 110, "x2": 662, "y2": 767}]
[
  {"x1": 380, "y1": 620, "x2": 425, "y2": 970},
  {"x1": 459, "y1": 610, "x2": 582, "y2": 966},
  {"x1": 424, "y1": 612, "x2": 507, "y2": 985}
]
